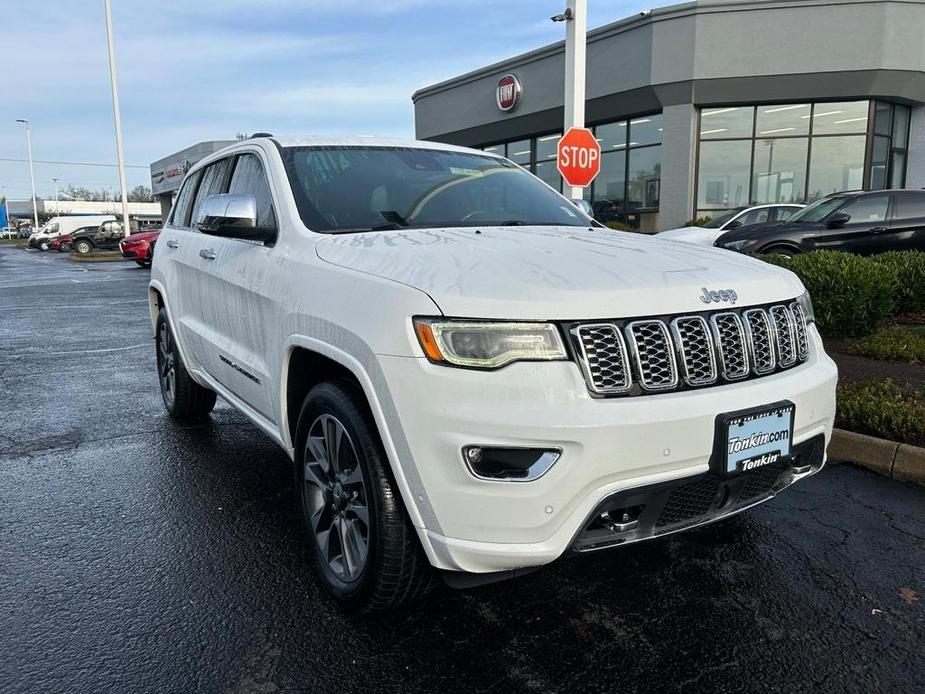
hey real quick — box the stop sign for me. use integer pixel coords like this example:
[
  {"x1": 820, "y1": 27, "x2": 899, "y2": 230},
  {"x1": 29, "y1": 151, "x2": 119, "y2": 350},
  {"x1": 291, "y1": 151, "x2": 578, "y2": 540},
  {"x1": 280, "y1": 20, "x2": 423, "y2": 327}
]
[{"x1": 557, "y1": 127, "x2": 601, "y2": 188}]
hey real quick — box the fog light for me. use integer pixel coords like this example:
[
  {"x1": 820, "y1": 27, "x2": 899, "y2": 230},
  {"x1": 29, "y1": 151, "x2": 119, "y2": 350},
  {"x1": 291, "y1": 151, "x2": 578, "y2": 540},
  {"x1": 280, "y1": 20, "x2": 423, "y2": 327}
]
[{"x1": 462, "y1": 446, "x2": 561, "y2": 482}]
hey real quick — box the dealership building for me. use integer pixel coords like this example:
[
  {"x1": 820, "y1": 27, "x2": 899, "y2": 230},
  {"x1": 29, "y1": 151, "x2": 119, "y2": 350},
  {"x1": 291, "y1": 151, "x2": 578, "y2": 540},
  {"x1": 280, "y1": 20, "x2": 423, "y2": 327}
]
[
  {"x1": 150, "y1": 140, "x2": 234, "y2": 220},
  {"x1": 412, "y1": 0, "x2": 925, "y2": 231}
]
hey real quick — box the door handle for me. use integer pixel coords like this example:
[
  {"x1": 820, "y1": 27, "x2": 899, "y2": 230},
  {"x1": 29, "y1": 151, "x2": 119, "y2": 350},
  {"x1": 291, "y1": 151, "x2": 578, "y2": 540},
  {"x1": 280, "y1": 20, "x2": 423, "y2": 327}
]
[
  {"x1": 870, "y1": 227, "x2": 888, "y2": 234},
  {"x1": 166, "y1": 240, "x2": 179, "y2": 249},
  {"x1": 199, "y1": 248, "x2": 216, "y2": 260}
]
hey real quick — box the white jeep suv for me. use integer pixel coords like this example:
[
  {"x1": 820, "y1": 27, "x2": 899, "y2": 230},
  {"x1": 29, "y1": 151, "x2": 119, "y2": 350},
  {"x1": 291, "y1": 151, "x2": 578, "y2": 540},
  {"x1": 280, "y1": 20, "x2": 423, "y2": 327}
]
[{"x1": 149, "y1": 136, "x2": 837, "y2": 611}]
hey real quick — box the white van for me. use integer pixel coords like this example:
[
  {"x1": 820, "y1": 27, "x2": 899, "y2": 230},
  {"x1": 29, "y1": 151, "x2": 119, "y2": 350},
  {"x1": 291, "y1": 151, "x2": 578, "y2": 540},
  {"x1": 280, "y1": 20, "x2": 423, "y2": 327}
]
[{"x1": 29, "y1": 215, "x2": 116, "y2": 250}]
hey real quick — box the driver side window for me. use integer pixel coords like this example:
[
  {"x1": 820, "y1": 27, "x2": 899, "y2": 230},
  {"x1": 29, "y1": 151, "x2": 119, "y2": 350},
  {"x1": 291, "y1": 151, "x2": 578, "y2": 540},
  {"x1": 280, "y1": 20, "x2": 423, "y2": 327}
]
[
  {"x1": 228, "y1": 153, "x2": 276, "y2": 230},
  {"x1": 839, "y1": 195, "x2": 889, "y2": 223},
  {"x1": 189, "y1": 158, "x2": 234, "y2": 231}
]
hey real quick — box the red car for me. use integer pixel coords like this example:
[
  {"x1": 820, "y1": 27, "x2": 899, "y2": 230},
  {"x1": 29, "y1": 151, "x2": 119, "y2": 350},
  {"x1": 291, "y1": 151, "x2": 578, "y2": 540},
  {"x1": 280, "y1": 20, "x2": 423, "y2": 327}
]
[
  {"x1": 119, "y1": 229, "x2": 160, "y2": 267},
  {"x1": 48, "y1": 233, "x2": 74, "y2": 252}
]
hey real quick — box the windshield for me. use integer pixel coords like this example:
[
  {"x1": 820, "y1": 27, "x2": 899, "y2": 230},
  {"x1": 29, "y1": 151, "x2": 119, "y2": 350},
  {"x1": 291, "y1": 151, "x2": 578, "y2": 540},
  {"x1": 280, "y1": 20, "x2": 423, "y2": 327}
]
[
  {"x1": 788, "y1": 196, "x2": 849, "y2": 223},
  {"x1": 702, "y1": 209, "x2": 744, "y2": 229},
  {"x1": 281, "y1": 146, "x2": 590, "y2": 233}
]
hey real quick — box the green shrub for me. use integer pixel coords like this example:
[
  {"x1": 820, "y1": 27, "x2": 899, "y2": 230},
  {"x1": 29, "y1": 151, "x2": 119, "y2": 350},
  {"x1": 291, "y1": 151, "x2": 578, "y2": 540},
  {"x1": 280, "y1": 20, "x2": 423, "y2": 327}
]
[
  {"x1": 870, "y1": 251, "x2": 925, "y2": 315},
  {"x1": 684, "y1": 216, "x2": 713, "y2": 227},
  {"x1": 847, "y1": 327, "x2": 925, "y2": 362},
  {"x1": 604, "y1": 221, "x2": 639, "y2": 232},
  {"x1": 761, "y1": 251, "x2": 898, "y2": 337},
  {"x1": 836, "y1": 380, "x2": 925, "y2": 447}
]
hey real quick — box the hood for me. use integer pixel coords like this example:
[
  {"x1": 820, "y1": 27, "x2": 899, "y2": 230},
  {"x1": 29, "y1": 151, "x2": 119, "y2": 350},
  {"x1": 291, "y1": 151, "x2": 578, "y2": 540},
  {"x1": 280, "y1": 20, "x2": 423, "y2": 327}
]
[
  {"x1": 315, "y1": 226, "x2": 805, "y2": 319},
  {"x1": 125, "y1": 230, "x2": 160, "y2": 242},
  {"x1": 657, "y1": 226, "x2": 722, "y2": 245}
]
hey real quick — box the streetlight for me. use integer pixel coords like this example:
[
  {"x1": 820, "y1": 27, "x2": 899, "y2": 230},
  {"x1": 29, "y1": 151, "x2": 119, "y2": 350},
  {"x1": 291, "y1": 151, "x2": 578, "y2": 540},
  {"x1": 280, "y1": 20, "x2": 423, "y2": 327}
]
[
  {"x1": 15, "y1": 119, "x2": 39, "y2": 229},
  {"x1": 52, "y1": 177, "x2": 59, "y2": 214},
  {"x1": 104, "y1": 0, "x2": 131, "y2": 237}
]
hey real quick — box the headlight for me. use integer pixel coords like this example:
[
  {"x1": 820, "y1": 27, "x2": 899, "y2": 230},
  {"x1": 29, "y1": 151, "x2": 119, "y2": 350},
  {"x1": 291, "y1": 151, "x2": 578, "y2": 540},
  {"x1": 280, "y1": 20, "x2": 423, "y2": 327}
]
[
  {"x1": 413, "y1": 319, "x2": 567, "y2": 369},
  {"x1": 723, "y1": 239, "x2": 760, "y2": 252},
  {"x1": 796, "y1": 291, "x2": 815, "y2": 325}
]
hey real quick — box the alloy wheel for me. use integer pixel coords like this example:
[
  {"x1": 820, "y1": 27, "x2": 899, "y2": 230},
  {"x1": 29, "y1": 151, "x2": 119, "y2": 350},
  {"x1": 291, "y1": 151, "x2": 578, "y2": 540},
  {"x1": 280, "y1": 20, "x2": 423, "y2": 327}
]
[
  {"x1": 157, "y1": 322, "x2": 176, "y2": 405},
  {"x1": 302, "y1": 414, "x2": 370, "y2": 582}
]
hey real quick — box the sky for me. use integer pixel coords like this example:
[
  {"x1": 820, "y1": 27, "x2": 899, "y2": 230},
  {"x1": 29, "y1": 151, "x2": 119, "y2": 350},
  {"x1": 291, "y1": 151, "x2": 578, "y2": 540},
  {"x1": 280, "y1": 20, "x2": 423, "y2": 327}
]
[{"x1": 1, "y1": 0, "x2": 652, "y2": 201}]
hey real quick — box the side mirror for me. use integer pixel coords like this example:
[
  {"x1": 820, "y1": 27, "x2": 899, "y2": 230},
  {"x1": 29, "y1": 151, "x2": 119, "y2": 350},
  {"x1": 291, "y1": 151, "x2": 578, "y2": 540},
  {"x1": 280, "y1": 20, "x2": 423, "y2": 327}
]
[
  {"x1": 571, "y1": 198, "x2": 593, "y2": 218},
  {"x1": 725, "y1": 220, "x2": 743, "y2": 230},
  {"x1": 197, "y1": 193, "x2": 275, "y2": 243},
  {"x1": 826, "y1": 212, "x2": 850, "y2": 228}
]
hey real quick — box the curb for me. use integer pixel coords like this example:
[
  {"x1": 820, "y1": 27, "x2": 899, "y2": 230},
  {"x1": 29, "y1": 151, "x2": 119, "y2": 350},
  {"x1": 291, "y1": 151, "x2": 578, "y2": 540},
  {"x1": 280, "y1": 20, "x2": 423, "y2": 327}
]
[
  {"x1": 66, "y1": 253, "x2": 127, "y2": 263},
  {"x1": 828, "y1": 428, "x2": 925, "y2": 485}
]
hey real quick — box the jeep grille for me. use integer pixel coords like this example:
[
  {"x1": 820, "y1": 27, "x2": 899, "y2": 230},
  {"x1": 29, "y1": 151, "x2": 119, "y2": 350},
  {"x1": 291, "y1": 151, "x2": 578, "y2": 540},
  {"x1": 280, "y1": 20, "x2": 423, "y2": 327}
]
[{"x1": 569, "y1": 302, "x2": 811, "y2": 397}]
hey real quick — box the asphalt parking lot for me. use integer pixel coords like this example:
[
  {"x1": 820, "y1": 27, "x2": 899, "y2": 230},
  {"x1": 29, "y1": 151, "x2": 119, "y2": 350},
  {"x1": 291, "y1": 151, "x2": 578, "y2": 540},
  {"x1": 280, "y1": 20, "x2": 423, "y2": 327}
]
[{"x1": 1, "y1": 247, "x2": 923, "y2": 694}]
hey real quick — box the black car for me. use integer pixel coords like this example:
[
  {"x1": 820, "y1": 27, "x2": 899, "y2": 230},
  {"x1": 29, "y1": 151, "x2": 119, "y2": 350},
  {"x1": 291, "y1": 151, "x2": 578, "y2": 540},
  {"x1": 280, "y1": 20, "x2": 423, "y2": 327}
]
[
  {"x1": 714, "y1": 190, "x2": 925, "y2": 256},
  {"x1": 71, "y1": 219, "x2": 137, "y2": 255}
]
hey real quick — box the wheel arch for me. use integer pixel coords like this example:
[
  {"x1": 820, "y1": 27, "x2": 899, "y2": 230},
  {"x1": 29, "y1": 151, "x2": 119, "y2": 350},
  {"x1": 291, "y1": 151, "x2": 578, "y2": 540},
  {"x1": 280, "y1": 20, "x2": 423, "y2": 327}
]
[
  {"x1": 281, "y1": 337, "x2": 433, "y2": 537},
  {"x1": 758, "y1": 241, "x2": 801, "y2": 256}
]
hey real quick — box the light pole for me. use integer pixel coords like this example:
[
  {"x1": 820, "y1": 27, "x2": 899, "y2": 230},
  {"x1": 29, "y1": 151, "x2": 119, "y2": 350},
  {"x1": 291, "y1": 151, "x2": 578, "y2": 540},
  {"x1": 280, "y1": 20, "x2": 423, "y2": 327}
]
[
  {"x1": 553, "y1": 0, "x2": 588, "y2": 201},
  {"x1": 104, "y1": 0, "x2": 131, "y2": 237},
  {"x1": 52, "y1": 177, "x2": 59, "y2": 214},
  {"x1": 15, "y1": 119, "x2": 39, "y2": 229}
]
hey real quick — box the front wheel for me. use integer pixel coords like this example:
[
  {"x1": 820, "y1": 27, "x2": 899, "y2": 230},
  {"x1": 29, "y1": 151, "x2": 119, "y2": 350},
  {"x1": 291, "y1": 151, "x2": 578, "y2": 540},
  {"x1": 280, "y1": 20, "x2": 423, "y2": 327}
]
[
  {"x1": 74, "y1": 239, "x2": 93, "y2": 255},
  {"x1": 155, "y1": 308, "x2": 216, "y2": 420},
  {"x1": 295, "y1": 381, "x2": 432, "y2": 612},
  {"x1": 763, "y1": 246, "x2": 797, "y2": 258},
  {"x1": 39, "y1": 242, "x2": 49, "y2": 251}
]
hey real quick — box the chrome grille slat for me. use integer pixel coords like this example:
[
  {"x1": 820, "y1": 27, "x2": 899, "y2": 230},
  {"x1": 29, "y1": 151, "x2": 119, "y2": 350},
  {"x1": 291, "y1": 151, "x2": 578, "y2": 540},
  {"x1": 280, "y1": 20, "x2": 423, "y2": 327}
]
[
  {"x1": 790, "y1": 302, "x2": 810, "y2": 360},
  {"x1": 710, "y1": 312, "x2": 750, "y2": 380},
  {"x1": 670, "y1": 316, "x2": 717, "y2": 386},
  {"x1": 626, "y1": 320, "x2": 678, "y2": 391},
  {"x1": 572, "y1": 302, "x2": 811, "y2": 397},
  {"x1": 743, "y1": 308, "x2": 776, "y2": 375},
  {"x1": 770, "y1": 305, "x2": 797, "y2": 367},
  {"x1": 572, "y1": 323, "x2": 632, "y2": 394}
]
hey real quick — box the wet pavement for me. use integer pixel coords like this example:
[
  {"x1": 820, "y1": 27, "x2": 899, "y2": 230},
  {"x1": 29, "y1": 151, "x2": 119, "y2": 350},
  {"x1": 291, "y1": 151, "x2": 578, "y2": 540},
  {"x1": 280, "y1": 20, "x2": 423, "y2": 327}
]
[{"x1": 1, "y1": 247, "x2": 923, "y2": 693}]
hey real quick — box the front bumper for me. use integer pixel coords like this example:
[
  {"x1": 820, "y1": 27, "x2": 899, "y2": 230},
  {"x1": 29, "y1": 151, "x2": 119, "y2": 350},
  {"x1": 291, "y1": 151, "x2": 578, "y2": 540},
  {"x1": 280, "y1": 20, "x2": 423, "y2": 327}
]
[
  {"x1": 120, "y1": 242, "x2": 149, "y2": 260},
  {"x1": 377, "y1": 327, "x2": 837, "y2": 574}
]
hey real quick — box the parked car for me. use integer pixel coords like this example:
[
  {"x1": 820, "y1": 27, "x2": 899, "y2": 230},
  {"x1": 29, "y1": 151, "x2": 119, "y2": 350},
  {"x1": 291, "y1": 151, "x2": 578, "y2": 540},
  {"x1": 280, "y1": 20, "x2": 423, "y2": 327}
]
[
  {"x1": 28, "y1": 214, "x2": 116, "y2": 250},
  {"x1": 658, "y1": 204, "x2": 804, "y2": 246},
  {"x1": 120, "y1": 229, "x2": 160, "y2": 266},
  {"x1": 0, "y1": 226, "x2": 18, "y2": 239},
  {"x1": 71, "y1": 219, "x2": 137, "y2": 255},
  {"x1": 715, "y1": 190, "x2": 925, "y2": 256},
  {"x1": 150, "y1": 136, "x2": 836, "y2": 611},
  {"x1": 48, "y1": 225, "x2": 96, "y2": 252}
]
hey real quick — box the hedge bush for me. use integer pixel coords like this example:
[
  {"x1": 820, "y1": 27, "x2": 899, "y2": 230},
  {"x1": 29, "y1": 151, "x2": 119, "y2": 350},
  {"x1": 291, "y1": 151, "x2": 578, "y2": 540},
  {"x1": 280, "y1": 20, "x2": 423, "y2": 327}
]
[
  {"x1": 604, "y1": 221, "x2": 640, "y2": 232},
  {"x1": 870, "y1": 251, "x2": 925, "y2": 315},
  {"x1": 836, "y1": 380, "x2": 925, "y2": 447},
  {"x1": 759, "y1": 251, "x2": 898, "y2": 337},
  {"x1": 847, "y1": 326, "x2": 925, "y2": 362}
]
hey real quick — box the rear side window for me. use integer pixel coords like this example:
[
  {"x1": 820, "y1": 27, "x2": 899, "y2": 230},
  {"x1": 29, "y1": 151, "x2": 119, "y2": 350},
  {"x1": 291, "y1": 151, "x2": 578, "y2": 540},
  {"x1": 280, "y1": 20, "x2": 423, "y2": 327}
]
[
  {"x1": 738, "y1": 208, "x2": 770, "y2": 226},
  {"x1": 170, "y1": 170, "x2": 201, "y2": 228},
  {"x1": 839, "y1": 195, "x2": 890, "y2": 224},
  {"x1": 190, "y1": 158, "x2": 234, "y2": 228},
  {"x1": 228, "y1": 153, "x2": 277, "y2": 229},
  {"x1": 893, "y1": 193, "x2": 925, "y2": 220}
]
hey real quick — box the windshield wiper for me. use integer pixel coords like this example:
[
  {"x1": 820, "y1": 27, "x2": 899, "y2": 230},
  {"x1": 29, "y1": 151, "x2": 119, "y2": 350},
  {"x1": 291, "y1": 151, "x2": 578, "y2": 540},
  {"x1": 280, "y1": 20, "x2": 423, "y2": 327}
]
[{"x1": 378, "y1": 210, "x2": 410, "y2": 227}]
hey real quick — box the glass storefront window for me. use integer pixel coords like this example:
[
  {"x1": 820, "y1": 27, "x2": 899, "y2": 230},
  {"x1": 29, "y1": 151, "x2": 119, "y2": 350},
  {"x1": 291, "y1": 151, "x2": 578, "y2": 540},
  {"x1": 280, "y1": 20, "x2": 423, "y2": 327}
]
[
  {"x1": 807, "y1": 135, "x2": 866, "y2": 199},
  {"x1": 892, "y1": 152, "x2": 907, "y2": 189},
  {"x1": 810, "y1": 101, "x2": 868, "y2": 135},
  {"x1": 756, "y1": 104, "x2": 810, "y2": 137},
  {"x1": 596, "y1": 121, "x2": 628, "y2": 151},
  {"x1": 483, "y1": 144, "x2": 504, "y2": 156},
  {"x1": 627, "y1": 146, "x2": 661, "y2": 232},
  {"x1": 592, "y1": 151, "x2": 626, "y2": 224},
  {"x1": 506, "y1": 139, "x2": 532, "y2": 165},
  {"x1": 697, "y1": 140, "x2": 751, "y2": 209},
  {"x1": 751, "y1": 137, "x2": 808, "y2": 204},
  {"x1": 870, "y1": 135, "x2": 891, "y2": 190},
  {"x1": 874, "y1": 101, "x2": 893, "y2": 136},
  {"x1": 535, "y1": 133, "x2": 560, "y2": 161},
  {"x1": 629, "y1": 115, "x2": 662, "y2": 146},
  {"x1": 700, "y1": 106, "x2": 753, "y2": 139},
  {"x1": 893, "y1": 105, "x2": 910, "y2": 148}
]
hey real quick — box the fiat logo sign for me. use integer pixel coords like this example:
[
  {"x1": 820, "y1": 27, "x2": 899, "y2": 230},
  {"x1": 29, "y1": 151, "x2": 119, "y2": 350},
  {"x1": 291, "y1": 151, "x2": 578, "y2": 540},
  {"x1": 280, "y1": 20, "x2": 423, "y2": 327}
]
[{"x1": 496, "y1": 74, "x2": 522, "y2": 112}]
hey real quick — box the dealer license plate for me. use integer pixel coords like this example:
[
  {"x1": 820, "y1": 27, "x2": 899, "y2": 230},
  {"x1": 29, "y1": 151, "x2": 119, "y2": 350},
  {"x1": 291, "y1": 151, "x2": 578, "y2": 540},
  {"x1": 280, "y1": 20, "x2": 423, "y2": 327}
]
[{"x1": 717, "y1": 402, "x2": 794, "y2": 476}]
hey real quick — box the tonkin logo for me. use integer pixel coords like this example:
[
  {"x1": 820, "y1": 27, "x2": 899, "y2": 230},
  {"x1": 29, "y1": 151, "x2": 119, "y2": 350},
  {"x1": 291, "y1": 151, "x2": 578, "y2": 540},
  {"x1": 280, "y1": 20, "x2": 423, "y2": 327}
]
[{"x1": 700, "y1": 287, "x2": 738, "y2": 305}]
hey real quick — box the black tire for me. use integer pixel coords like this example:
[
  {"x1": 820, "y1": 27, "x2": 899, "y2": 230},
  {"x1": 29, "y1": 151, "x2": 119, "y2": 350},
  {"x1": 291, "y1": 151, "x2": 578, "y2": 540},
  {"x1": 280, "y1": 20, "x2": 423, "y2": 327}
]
[
  {"x1": 135, "y1": 260, "x2": 149, "y2": 267},
  {"x1": 294, "y1": 380, "x2": 432, "y2": 612},
  {"x1": 763, "y1": 246, "x2": 797, "y2": 258},
  {"x1": 155, "y1": 308, "x2": 216, "y2": 421},
  {"x1": 74, "y1": 239, "x2": 93, "y2": 255}
]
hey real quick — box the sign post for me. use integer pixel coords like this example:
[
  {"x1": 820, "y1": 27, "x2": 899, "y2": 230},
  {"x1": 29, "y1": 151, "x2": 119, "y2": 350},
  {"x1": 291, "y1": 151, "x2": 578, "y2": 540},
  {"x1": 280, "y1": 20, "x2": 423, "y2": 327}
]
[{"x1": 562, "y1": 0, "x2": 588, "y2": 200}]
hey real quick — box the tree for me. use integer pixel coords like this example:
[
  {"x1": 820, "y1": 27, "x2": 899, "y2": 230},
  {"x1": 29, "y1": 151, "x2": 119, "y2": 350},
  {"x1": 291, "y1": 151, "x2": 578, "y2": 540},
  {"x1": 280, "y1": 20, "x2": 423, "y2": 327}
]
[{"x1": 127, "y1": 185, "x2": 153, "y2": 202}]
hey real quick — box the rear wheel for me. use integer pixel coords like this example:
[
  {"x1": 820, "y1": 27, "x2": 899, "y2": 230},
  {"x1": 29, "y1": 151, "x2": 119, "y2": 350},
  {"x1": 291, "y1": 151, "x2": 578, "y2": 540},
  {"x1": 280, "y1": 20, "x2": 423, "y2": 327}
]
[
  {"x1": 295, "y1": 381, "x2": 432, "y2": 612},
  {"x1": 39, "y1": 242, "x2": 49, "y2": 251},
  {"x1": 74, "y1": 239, "x2": 93, "y2": 255},
  {"x1": 155, "y1": 308, "x2": 216, "y2": 420}
]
